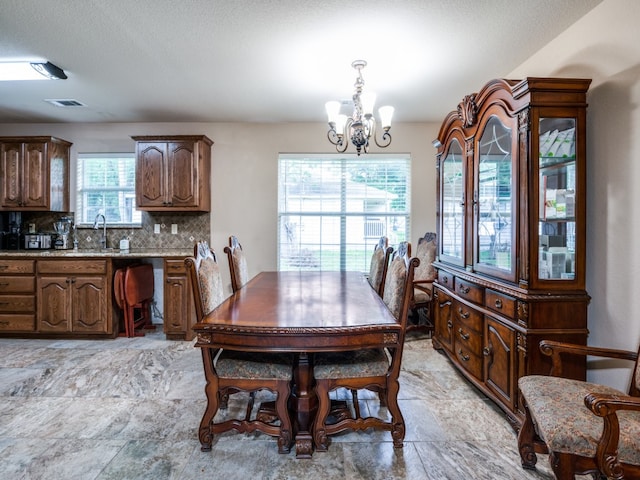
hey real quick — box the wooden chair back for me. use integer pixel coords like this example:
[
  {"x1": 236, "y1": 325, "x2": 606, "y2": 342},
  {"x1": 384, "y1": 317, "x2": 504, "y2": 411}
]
[
  {"x1": 224, "y1": 235, "x2": 249, "y2": 293},
  {"x1": 185, "y1": 241, "x2": 224, "y2": 322},
  {"x1": 368, "y1": 236, "x2": 393, "y2": 297}
]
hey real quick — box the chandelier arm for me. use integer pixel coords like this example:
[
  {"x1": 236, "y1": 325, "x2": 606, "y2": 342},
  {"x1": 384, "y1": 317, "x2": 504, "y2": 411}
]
[
  {"x1": 374, "y1": 129, "x2": 392, "y2": 148},
  {"x1": 327, "y1": 128, "x2": 341, "y2": 146}
]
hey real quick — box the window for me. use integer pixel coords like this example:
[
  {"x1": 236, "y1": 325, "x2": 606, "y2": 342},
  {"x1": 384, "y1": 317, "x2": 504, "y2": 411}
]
[
  {"x1": 278, "y1": 154, "x2": 411, "y2": 272},
  {"x1": 76, "y1": 153, "x2": 141, "y2": 226}
]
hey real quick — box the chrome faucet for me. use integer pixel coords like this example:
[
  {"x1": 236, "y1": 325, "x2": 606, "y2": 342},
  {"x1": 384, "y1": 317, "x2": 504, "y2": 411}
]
[{"x1": 93, "y1": 213, "x2": 107, "y2": 249}]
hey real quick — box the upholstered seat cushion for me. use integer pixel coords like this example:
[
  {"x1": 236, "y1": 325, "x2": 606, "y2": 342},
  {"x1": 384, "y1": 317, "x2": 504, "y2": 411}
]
[
  {"x1": 313, "y1": 349, "x2": 390, "y2": 379},
  {"x1": 519, "y1": 375, "x2": 640, "y2": 465},
  {"x1": 413, "y1": 287, "x2": 432, "y2": 304},
  {"x1": 216, "y1": 350, "x2": 293, "y2": 380}
]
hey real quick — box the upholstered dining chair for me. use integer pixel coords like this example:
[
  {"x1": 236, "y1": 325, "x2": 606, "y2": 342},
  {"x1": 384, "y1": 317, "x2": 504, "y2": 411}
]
[
  {"x1": 224, "y1": 235, "x2": 249, "y2": 293},
  {"x1": 408, "y1": 232, "x2": 437, "y2": 333},
  {"x1": 367, "y1": 236, "x2": 394, "y2": 297},
  {"x1": 312, "y1": 241, "x2": 419, "y2": 451},
  {"x1": 185, "y1": 241, "x2": 293, "y2": 453},
  {"x1": 518, "y1": 339, "x2": 640, "y2": 479}
]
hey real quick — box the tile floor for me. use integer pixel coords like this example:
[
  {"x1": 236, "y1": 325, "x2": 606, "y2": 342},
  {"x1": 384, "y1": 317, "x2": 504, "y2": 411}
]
[{"x1": 0, "y1": 331, "x2": 570, "y2": 479}]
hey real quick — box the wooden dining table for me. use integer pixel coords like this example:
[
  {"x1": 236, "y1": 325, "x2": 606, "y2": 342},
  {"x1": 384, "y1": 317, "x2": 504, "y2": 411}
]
[{"x1": 192, "y1": 270, "x2": 401, "y2": 458}]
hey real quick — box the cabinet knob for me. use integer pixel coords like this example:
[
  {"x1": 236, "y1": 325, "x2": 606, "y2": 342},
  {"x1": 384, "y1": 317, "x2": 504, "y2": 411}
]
[
  {"x1": 494, "y1": 299, "x2": 503, "y2": 309},
  {"x1": 457, "y1": 328, "x2": 470, "y2": 340},
  {"x1": 483, "y1": 346, "x2": 491, "y2": 356},
  {"x1": 458, "y1": 284, "x2": 470, "y2": 294},
  {"x1": 447, "y1": 320, "x2": 453, "y2": 329},
  {"x1": 457, "y1": 307, "x2": 470, "y2": 319},
  {"x1": 457, "y1": 349, "x2": 470, "y2": 362}
]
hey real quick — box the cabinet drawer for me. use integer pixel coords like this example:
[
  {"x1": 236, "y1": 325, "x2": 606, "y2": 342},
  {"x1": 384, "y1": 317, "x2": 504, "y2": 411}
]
[
  {"x1": 38, "y1": 260, "x2": 107, "y2": 275},
  {"x1": 0, "y1": 314, "x2": 35, "y2": 332},
  {"x1": 165, "y1": 259, "x2": 187, "y2": 274},
  {"x1": 485, "y1": 289, "x2": 516, "y2": 318},
  {"x1": 453, "y1": 302, "x2": 483, "y2": 332},
  {"x1": 455, "y1": 344, "x2": 483, "y2": 379},
  {"x1": 0, "y1": 276, "x2": 35, "y2": 293},
  {"x1": 0, "y1": 260, "x2": 35, "y2": 274},
  {"x1": 0, "y1": 294, "x2": 35, "y2": 312},
  {"x1": 455, "y1": 324, "x2": 483, "y2": 355},
  {"x1": 454, "y1": 278, "x2": 483, "y2": 304},
  {"x1": 437, "y1": 271, "x2": 453, "y2": 288}
]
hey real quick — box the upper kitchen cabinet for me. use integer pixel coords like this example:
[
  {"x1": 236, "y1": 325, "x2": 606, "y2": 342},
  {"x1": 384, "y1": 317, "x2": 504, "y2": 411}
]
[
  {"x1": 132, "y1": 135, "x2": 213, "y2": 212},
  {"x1": 0, "y1": 136, "x2": 71, "y2": 212}
]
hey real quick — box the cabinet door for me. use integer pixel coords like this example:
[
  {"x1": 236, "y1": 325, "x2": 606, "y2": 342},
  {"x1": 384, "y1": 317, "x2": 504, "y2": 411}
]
[
  {"x1": 438, "y1": 136, "x2": 466, "y2": 267},
  {"x1": 164, "y1": 273, "x2": 191, "y2": 338},
  {"x1": 72, "y1": 276, "x2": 108, "y2": 333},
  {"x1": 136, "y1": 142, "x2": 167, "y2": 208},
  {"x1": 22, "y1": 141, "x2": 48, "y2": 208},
  {"x1": 167, "y1": 141, "x2": 199, "y2": 208},
  {"x1": 0, "y1": 142, "x2": 23, "y2": 208},
  {"x1": 484, "y1": 316, "x2": 516, "y2": 409},
  {"x1": 433, "y1": 286, "x2": 453, "y2": 351},
  {"x1": 473, "y1": 111, "x2": 517, "y2": 281},
  {"x1": 38, "y1": 276, "x2": 72, "y2": 332}
]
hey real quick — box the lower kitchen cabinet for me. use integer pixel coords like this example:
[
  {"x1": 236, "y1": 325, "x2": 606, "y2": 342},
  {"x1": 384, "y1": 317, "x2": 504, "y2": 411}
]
[
  {"x1": 37, "y1": 260, "x2": 114, "y2": 336},
  {"x1": 0, "y1": 259, "x2": 36, "y2": 332},
  {"x1": 163, "y1": 258, "x2": 196, "y2": 340}
]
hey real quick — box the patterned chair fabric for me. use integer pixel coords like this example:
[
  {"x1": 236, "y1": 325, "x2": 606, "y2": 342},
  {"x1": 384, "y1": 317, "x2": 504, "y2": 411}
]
[
  {"x1": 412, "y1": 232, "x2": 437, "y2": 303},
  {"x1": 312, "y1": 241, "x2": 419, "y2": 452},
  {"x1": 367, "y1": 236, "x2": 393, "y2": 297},
  {"x1": 185, "y1": 240, "x2": 293, "y2": 454},
  {"x1": 224, "y1": 235, "x2": 249, "y2": 293},
  {"x1": 517, "y1": 339, "x2": 640, "y2": 479}
]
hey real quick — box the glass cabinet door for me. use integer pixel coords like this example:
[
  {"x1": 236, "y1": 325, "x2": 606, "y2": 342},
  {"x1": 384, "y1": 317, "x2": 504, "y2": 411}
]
[
  {"x1": 475, "y1": 115, "x2": 514, "y2": 275},
  {"x1": 440, "y1": 138, "x2": 464, "y2": 266},
  {"x1": 538, "y1": 118, "x2": 577, "y2": 280}
]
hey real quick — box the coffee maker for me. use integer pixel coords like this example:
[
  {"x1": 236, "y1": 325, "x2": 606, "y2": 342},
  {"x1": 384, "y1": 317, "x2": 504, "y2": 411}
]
[
  {"x1": 1, "y1": 212, "x2": 22, "y2": 250},
  {"x1": 53, "y1": 216, "x2": 73, "y2": 250}
]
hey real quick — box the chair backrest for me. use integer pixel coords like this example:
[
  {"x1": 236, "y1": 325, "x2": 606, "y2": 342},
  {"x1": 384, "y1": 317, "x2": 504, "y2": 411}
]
[
  {"x1": 382, "y1": 241, "x2": 417, "y2": 325},
  {"x1": 224, "y1": 235, "x2": 249, "y2": 293},
  {"x1": 185, "y1": 241, "x2": 225, "y2": 321},
  {"x1": 368, "y1": 236, "x2": 393, "y2": 297},
  {"x1": 413, "y1": 232, "x2": 437, "y2": 283}
]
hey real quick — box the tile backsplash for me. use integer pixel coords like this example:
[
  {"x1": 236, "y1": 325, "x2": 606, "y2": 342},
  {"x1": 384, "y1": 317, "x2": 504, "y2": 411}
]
[{"x1": 22, "y1": 211, "x2": 210, "y2": 250}]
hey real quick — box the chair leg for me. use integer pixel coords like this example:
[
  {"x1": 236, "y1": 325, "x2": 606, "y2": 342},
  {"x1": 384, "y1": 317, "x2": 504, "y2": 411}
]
[
  {"x1": 550, "y1": 452, "x2": 579, "y2": 480},
  {"x1": 275, "y1": 381, "x2": 292, "y2": 454},
  {"x1": 312, "y1": 380, "x2": 331, "y2": 452},
  {"x1": 518, "y1": 400, "x2": 539, "y2": 470},
  {"x1": 385, "y1": 378, "x2": 405, "y2": 448},
  {"x1": 199, "y1": 349, "x2": 220, "y2": 451}
]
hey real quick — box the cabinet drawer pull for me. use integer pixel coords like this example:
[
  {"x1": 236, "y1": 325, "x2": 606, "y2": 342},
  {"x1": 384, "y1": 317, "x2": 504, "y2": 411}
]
[
  {"x1": 457, "y1": 307, "x2": 469, "y2": 319},
  {"x1": 0, "y1": 321, "x2": 8, "y2": 325},
  {"x1": 494, "y1": 299, "x2": 503, "y2": 309},
  {"x1": 439, "y1": 300, "x2": 452, "y2": 308},
  {"x1": 0, "y1": 282, "x2": 9, "y2": 287},
  {"x1": 0, "y1": 302, "x2": 8, "y2": 306},
  {"x1": 447, "y1": 320, "x2": 453, "y2": 330},
  {"x1": 458, "y1": 328, "x2": 470, "y2": 340},
  {"x1": 457, "y1": 349, "x2": 470, "y2": 362},
  {"x1": 0, "y1": 265, "x2": 7, "y2": 270},
  {"x1": 441, "y1": 275, "x2": 449, "y2": 283},
  {"x1": 458, "y1": 284, "x2": 470, "y2": 294}
]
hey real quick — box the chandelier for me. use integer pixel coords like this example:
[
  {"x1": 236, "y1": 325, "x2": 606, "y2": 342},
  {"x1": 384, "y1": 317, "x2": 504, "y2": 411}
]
[{"x1": 325, "y1": 60, "x2": 394, "y2": 156}]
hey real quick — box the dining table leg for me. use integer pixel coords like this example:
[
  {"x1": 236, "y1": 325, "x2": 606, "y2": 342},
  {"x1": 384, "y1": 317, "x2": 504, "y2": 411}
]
[{"x1": 292, "y1": 352, "x2": 316, "y2": 458}]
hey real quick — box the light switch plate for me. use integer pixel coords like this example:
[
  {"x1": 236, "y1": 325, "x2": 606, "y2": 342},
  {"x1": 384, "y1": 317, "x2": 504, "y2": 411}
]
[
  {"x1": 154, "y1": 224, "x2": 161, "y2": 234},
  {"x1": 171, "y1": 224, "x2": 178, "y2": 234}
]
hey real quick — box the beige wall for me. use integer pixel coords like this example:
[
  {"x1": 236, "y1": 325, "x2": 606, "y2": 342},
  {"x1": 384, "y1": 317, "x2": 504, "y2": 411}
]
[
  {"x1": 509, "y1": 0, "x2": 640, "y2": 389},
  {"x1": 0, "y1": 121, "x2": 439, "y2": 296}
]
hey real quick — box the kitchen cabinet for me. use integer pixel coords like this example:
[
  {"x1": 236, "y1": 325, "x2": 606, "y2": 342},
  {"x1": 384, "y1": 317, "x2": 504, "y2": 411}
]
[
  {"x1": 0, "y1": 259, "x2": 36, "y2": 332},
  {"x1": 37, "y1": 260, "x2": 114, "y2": 336},
  {"x1": 432, "y1": 78, "x2": 591, "y2": 426},
  {"x1": 0, "y1": 136, "x2": 71, "y2": 211},
  {"x1": 132, "y1": 135, "x2": 212, "y2": 212},
  {"x1": 164, "y1": 258, "x2": 196, "y2": 340}
]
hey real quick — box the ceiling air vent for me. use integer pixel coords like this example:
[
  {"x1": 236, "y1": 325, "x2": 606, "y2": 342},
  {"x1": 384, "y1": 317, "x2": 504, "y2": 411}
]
[{"x1": 45, "y1": 99, "x2": 86, "y2": 107}]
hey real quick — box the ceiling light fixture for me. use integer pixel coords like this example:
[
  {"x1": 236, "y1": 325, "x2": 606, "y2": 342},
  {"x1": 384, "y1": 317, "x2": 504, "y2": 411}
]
[
  {"x1": 0, "y1": 61, "x2": 67, "y2": 81},
  {"x1": 325, "y1": 60, "x2": 394, "y2": 156}
]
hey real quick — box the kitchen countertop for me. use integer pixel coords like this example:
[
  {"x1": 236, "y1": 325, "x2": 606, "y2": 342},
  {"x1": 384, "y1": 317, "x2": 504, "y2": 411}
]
[{"x1": 0, "y1": 248, "x2": 194, "y2": 258}]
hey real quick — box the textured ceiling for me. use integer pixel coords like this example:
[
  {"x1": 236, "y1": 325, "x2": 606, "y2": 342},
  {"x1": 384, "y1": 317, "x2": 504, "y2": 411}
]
[{"x1": 0, "y1": 0, "x2": 603, "y2": 124}]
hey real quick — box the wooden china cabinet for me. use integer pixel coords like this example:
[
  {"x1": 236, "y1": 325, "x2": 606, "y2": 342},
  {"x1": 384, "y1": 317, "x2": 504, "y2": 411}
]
[
  {"x1": 132, "y1": 135, "x2": 212, "y2": 212},
  {"x1": 431, "y1": 77, "x2": 591, "y2": 426}
]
